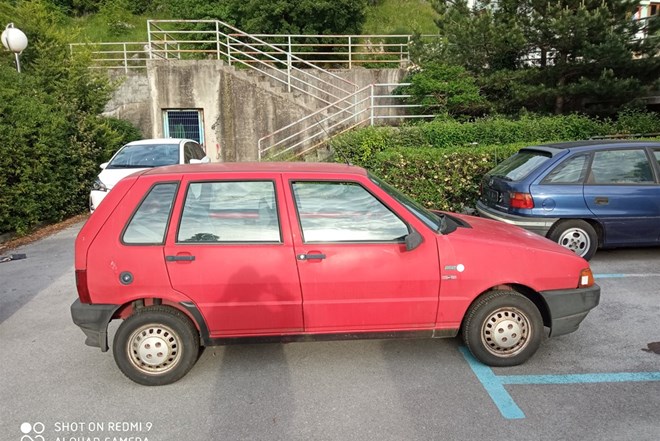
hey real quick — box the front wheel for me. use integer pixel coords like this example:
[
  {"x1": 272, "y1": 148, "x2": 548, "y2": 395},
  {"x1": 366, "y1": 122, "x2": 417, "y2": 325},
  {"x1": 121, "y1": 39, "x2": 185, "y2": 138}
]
[
  {"x1": 548, "y1": 220, "x2": 598, "y2": 260},
  {"x1": 463, "y1": 291, "x2": 543, "y2": 367},
  {"x1": 113, "y1": 306, "x2": 200, "y2": 386}
]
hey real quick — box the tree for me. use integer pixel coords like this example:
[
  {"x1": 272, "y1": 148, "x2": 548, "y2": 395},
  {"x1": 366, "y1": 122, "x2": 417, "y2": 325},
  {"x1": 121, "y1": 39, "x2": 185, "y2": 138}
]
[
  {"x1": 400, "y1": 63, "x2": 491, "y2": 117},
  {"x1": 158, "y1": 0, "x2": 368, "y2": 35},
  {"x1": 420, "y1": 0, "x2": 660, "y2": 116}
]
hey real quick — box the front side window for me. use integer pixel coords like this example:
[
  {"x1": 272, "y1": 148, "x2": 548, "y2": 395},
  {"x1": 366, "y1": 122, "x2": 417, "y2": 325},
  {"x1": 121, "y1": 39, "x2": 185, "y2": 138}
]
[
  {"x1": 542, "y1": 154, "x2": 590, "y2": 184},
  {"x1": 183, "y1": 142, "x2": 206, "y2": 163},
  {"x1": 590, "y1": 149, "x2": 654, "y2": 184},
  {"x1": 177, "y1": 181, "x2": 280, "y2": 243},
  {"x1": 123, "y1": 183, "x2": 178, "y2": 244},
  {"x1": 292, "y1": 181, "x2": 409, "y2": 243}
]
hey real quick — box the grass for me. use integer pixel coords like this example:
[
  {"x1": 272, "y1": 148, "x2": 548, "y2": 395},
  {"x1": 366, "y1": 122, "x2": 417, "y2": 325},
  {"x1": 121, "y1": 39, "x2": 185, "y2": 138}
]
[{"x1": 363, "y1": 0, "x2": 440, "y2": 35}]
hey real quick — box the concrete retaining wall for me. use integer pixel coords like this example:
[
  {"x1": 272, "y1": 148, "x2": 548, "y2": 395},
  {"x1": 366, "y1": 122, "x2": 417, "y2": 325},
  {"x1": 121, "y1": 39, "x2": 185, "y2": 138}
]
[{"x1": 103, "y1": 60, "x2": 408, "y2": 161}]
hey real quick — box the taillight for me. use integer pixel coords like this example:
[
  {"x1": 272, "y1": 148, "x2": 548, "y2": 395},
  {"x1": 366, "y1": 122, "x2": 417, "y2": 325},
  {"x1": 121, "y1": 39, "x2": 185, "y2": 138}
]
[
  {"x1": 75, "y1": 270, "x2": 91, "y2": 304},
  {"x1": 509, "y1": 192, "x2": 534, "y2": 209},
  {"x1": 579, "y1": 268, "x2": 594, "y2": 288}
]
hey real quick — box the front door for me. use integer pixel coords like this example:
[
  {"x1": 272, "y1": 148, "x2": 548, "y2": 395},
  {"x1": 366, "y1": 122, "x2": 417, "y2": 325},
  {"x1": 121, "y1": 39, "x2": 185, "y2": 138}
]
[
  {"x1": 584, "y1": 148, "x2": 660, "y2": 246},
  {"x1": 164, "y1": 175, "x2": 303, "y2": 337},
  {"x1": 285, "y1": 178, "x2": 441, "y2": 333}
]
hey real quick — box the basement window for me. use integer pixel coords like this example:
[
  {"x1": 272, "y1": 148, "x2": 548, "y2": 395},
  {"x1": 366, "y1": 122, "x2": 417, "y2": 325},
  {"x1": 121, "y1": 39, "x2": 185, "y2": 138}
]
[{"x1": 163, "y1": 109, "x2": 205, "y2": 145}]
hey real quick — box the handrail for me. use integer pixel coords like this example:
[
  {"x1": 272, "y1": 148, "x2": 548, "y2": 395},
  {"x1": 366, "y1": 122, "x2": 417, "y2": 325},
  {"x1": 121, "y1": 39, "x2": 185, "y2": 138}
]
[
  {"x1": 258, "y1": 83, "x2": 435, "y2": 160},
  {"x1": 148, "y1": 19, "x2": 358, "y2": 93}
]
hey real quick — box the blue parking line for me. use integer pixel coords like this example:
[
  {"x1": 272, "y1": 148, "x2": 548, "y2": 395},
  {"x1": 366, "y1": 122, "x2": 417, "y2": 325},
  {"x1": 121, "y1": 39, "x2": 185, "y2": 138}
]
[
  {"x1": 501, "y1": 372, "x2": 660, "y2": 384},
  {"x1": 459, "y1": 347, "x2": 660, "y2": 420},
  {"x1": 595, "y1": 273, "x2": 660, "y2": 278},
  {"x1": 459, "y1": 347, "x2": 525, "y2": 419}
]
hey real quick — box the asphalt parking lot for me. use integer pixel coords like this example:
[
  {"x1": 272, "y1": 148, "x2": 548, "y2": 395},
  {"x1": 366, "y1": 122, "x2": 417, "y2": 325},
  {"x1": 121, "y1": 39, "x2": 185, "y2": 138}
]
[{"x1": 1, "y1": 222, "x2": 659, "y2": 441}]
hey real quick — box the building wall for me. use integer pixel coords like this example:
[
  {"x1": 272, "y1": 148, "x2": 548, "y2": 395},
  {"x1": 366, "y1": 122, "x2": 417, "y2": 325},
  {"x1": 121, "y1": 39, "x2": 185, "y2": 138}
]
[{"x1": 103, "y1": 60, "x2": 407, "y2": 161}]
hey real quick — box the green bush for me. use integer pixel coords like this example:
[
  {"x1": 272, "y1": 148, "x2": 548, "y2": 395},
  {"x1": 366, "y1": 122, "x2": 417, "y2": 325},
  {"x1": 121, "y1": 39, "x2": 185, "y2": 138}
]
[{"x1": 370, "y1": 144, "x2": 525, "y2": 212}]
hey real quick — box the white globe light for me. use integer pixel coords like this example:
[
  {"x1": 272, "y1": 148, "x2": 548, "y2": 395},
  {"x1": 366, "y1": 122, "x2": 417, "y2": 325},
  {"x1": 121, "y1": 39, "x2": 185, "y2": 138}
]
[{"x1": 2, "y1": 24, "x2": 28, "y2": 54}]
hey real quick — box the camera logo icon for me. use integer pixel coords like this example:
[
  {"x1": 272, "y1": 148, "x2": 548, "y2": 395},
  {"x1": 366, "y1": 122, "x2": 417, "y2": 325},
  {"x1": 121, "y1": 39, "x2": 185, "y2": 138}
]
[{"x1": 20, "y1": 422, "x2": 45, "y2": 441}]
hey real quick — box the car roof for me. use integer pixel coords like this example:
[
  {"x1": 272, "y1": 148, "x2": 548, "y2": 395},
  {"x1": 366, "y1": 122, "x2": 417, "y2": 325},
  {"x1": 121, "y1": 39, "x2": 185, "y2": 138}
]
[
  {"x1": 125, "y1": 138, "x2": 194, "y2": 146},
  {"x1": 140, "y1": 162, "x2": 367, "y2": 176},
  {"x1": 521, "y1": 139, "x2": 660, "y2": 156}
]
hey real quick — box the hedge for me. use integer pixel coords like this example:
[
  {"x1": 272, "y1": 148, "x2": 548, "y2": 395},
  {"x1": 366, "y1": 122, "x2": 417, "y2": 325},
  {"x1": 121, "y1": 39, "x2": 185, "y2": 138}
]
[{"x1": 370, "y1": 144, "x2": 526, "y2": 212}]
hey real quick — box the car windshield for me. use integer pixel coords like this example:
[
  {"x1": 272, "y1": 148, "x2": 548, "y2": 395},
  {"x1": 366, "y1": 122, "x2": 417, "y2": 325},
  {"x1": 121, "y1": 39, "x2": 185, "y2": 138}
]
[
  {"x1": 107, "y1": 143, "x2": 180, "y2": 169},
  {"x1": 369, "y1": 173, "x2": 443, "y2": 232},
  {"x1": 488, "y1": 150, "x2": 551, "y2": 182}
]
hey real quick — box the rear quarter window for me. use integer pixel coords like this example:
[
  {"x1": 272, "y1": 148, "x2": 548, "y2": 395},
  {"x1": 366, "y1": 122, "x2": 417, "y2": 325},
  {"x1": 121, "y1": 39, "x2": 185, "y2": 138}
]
[
  {"x1": 489, "y1": 150, "x2": 551, "y2": 182},
  {"x1": 122, "y1": 183, "x2": 178, "y2": 244}
]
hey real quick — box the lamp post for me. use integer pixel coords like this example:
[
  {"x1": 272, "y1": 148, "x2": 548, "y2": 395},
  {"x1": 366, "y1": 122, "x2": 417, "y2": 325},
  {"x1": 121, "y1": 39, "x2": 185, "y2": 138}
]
[{"x1": 1, "y1": 23, "x2": 28, "y2": 73}]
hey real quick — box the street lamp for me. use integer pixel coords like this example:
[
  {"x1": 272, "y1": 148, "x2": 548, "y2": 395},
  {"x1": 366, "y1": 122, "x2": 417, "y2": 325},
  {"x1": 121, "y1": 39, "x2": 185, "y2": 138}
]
[{"x1": 1, "y1": 23, "x2": 28, "y2": 73}]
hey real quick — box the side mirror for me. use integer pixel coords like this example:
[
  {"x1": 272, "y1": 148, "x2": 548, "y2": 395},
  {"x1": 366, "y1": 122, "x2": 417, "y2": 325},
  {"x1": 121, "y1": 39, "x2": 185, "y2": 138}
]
[
  {"x1": 100, "y1": 162, "x2": 108, "y2": 170},
  {"x1": 405, "y1": 230, "x2": 424, "y2": 251}
]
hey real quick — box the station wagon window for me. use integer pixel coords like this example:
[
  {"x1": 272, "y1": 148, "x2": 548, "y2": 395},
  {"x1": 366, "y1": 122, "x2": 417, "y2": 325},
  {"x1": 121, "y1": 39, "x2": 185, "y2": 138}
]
[
  {"x1": 123, "y1": 183, "x2": 177, "y2": 244},
  {"x1": 589, "y1": 149, "x2": 654, "y2": 184},
  {"x1": 177, "y1": 181, "x2": 280, "y2": 243},
  {"x1": 541, "y1": 154, "x2": 589, "y2": 184},
  {"x1": 292, "y1": 181, "x2": 409, "y2": 243},
  {"x1": 654, "y1": 150, "x2": 660, "y2": 169}
]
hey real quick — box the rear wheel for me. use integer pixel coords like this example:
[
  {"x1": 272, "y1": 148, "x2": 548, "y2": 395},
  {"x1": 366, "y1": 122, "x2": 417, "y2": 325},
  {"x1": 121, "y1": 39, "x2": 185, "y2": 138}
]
[
  {"x1": 113, "y1": 306, "x2": 200, "y2": 386},
  {"x1": 463, "y1": 290, "x2": 543, "y2": 367},
  {"x1": 548, "y1": 220, "x2": 598, "y2": 260}
]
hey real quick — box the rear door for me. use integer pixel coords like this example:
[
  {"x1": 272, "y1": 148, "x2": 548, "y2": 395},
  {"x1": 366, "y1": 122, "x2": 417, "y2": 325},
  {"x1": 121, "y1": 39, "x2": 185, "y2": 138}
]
[
  {"x1": 284, "y1": 174, "x2": 441, "y2": 333},
  {"x1": 164, "y1": 173, "x2": 304, "y2": 337},
  {"x1": 583, "y1": 147, "x2": 660, "y2": 246}
]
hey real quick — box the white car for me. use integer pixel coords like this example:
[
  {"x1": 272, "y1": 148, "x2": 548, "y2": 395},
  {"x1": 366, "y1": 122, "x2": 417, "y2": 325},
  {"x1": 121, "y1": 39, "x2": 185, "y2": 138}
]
[{"x1": 90, "y1": 138, "x2": 209, "y2": 211}]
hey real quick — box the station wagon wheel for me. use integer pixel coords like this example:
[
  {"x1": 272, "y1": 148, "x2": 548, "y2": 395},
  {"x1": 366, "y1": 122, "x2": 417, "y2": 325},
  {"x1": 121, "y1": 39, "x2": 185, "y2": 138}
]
[
  {"x1": 548, "y1": 220, "x2": 598, "y2": 261},
  {"x1": 113, "y1": 306, "x2": 200, "y2": 386},
  {"x1": 463, "y1": 291, "x2": 543, "y2": 367}
]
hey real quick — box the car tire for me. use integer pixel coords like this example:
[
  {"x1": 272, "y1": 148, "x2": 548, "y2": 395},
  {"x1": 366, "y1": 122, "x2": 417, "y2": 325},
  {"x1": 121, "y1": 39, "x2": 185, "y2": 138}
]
[
  {"x1": 462, "y1": 290, "x2": 543, "y2": 367},
  {"x1": 113, "y1": 306, "x2": 200, "y2": 386},
  {"x1": 548, "y1": 220, "x2": 598, "y2": 261}
]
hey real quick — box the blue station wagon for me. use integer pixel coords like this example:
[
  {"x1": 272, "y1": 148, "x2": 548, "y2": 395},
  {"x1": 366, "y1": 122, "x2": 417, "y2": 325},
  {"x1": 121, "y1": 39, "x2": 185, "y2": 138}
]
[{"x1": 477, "y1": 140, "x2": 660, "y2": 260}]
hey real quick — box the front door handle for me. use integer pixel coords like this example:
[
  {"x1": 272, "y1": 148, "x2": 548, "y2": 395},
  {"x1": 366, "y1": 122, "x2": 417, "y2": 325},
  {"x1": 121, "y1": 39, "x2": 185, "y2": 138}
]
[
  {"x1": 297, "y1": 253, "x2": 326, "y2": 261},
  {"x1": 594, "y1": 197, "x2": 609, "y2": 205},
  {"x1": 166, "y1": 255, "x2": 196, "y2": 262}
]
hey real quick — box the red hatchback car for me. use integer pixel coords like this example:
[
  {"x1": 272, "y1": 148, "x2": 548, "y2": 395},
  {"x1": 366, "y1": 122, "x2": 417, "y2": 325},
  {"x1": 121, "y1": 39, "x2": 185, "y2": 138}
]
[{"x1": 71, "y1": 162, "x2": 600, "y2": 385}]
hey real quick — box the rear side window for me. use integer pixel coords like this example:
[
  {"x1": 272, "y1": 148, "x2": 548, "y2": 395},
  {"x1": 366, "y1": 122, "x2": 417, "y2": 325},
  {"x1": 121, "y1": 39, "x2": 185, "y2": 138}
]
[
  {"x1": 590, "y1": 149, "x2": 654, "y2": 184},
  {"x1": 489, "y1": 150, "x2": 551, "y2": 182},
  {"x1": 541, "y1": 154, "x2": 589, "y2": 184},
  {"x1": 177, "y1": 181, "x2": 280, "y2": 243},
  {"x1": 123, "y1": 183, "x2": 178, "y2": 244}
]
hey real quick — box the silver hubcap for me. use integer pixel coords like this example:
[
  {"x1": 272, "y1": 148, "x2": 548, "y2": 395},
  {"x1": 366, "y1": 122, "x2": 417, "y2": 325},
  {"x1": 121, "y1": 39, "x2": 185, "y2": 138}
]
[
  {"x1": 481, "y1": 307, "x2": 530, "y2": 357},
  {"x1": 127, "y1": 324, "x2": 181, "y2": 375},
  {"x1": 557, "y1": 228, "x2": 590, "y2": 257}
]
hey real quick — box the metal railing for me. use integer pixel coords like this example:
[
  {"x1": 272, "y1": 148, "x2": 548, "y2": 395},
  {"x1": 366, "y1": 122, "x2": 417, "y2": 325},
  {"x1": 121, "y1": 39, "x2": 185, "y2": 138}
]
[
  {"x1": 258, "y1": 83, "x2": 434, "y2": 161},
  {"x1": 69, "y1": 41, "x2": 159, "y2": 72},
  {"x1": 147, "y1": 20, "x2": 358, "y2": 109}
]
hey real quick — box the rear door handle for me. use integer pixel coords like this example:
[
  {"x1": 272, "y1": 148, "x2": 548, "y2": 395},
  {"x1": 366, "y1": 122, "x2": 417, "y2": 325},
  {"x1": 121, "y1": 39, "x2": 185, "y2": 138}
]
[
  {"x1": 297, "y1": 253, "x2": 326, "y2": 261},
  {"x1": 166, "y1": 255, "x2": 196, "y2": 262},
  {"x1": 594, "y1": 197, "x2": 609, "y2": 205}
]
